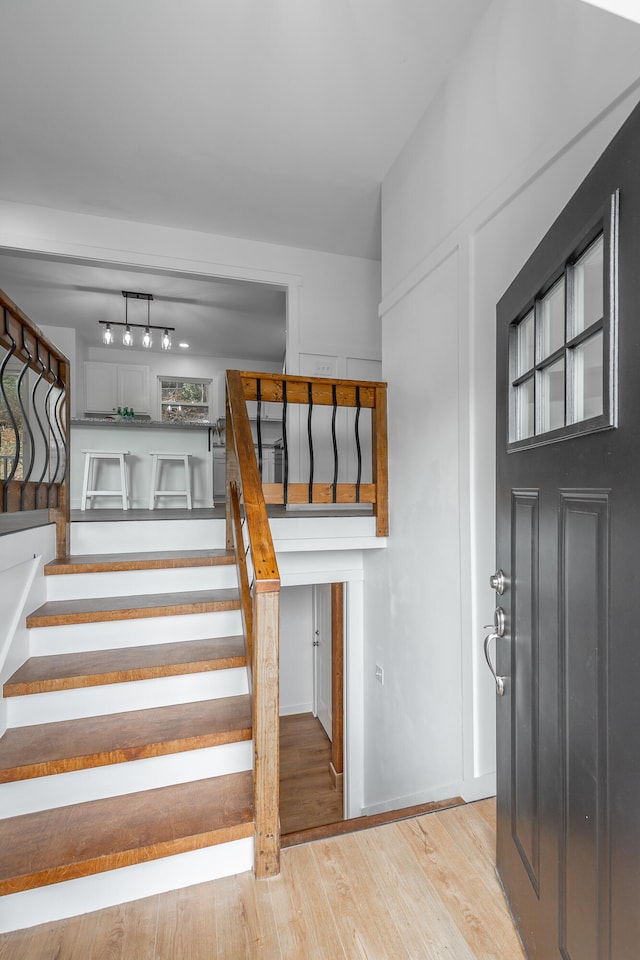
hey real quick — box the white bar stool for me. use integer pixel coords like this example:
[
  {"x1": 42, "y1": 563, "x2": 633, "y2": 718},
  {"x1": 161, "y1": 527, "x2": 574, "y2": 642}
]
[
  {"x1": 81, "y1": 450, "x2": 130, "y2": 510},
  {"x1": 148, "y1": 452, "x2": 192, "y2": 510}
]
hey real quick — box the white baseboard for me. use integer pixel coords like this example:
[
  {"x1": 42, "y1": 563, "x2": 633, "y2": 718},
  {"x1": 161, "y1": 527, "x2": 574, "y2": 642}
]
[{"x1": 279, "y1": 701, "x2": 313, "y2": 717}]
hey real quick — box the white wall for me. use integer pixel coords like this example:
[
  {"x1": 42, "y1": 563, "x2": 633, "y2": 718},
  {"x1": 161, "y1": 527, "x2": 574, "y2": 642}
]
[
  {"x1": 0, "y1": 204, "x2": 381, "y2": 392},
  {"x1": 367, "y1": 0, "x2": 640, "y2": 811},
  {"x1": 279, "y1": 585, "x2": 314, "y2": 716},
  {"x1": 0, "y1": 525, "x2": 56, "y2": 735}
]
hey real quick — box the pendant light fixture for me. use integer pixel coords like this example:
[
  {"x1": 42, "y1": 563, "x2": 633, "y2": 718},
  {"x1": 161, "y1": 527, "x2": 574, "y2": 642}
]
[{"x1": 98, "y1": 292, "x2": 175, "y2": 350}]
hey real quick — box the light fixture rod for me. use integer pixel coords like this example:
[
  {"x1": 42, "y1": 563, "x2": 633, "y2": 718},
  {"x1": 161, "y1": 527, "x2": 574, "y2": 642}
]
[{"x1": 99, "y1": 321, "x2": 175, "y2": 332}]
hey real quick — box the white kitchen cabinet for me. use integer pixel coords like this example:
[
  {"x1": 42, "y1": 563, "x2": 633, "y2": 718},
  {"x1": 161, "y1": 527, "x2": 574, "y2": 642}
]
[
  {"x1": 117, "y1": 365, "x2": 149, "y2": 414},
  {"x1": 84, "y1": 362, "x2": 150, "y2": 414}
]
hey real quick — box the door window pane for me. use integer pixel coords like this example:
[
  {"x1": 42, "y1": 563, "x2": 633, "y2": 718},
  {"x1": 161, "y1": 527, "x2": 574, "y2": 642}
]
[
  {"x1": 538, "y1": 278, "x2": 565, "y2": 361},
  {"x1": 572, "y1": 235, "x2": 603, "y2": 337},
  {"x1": 537, "y1": 357, "x2": 565, "y2": 434},
  {"x1": 514, "y1": 378, "x2": 535, "y2": 440},
  {"x1": 517, "y1": 311, "x2": 535, "y2": 376},
  {"x1": 569, "y1": 331, "x2": 603, "y2": 424}
]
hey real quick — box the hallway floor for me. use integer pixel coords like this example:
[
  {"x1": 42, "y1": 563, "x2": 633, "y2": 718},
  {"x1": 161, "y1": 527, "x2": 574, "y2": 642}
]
[
  {"x1": 280, "y1": 712, "x2": 344, "y2": 837},
  {"x1": 0, "y1": 798, "x2": 523, "y2": 959}
]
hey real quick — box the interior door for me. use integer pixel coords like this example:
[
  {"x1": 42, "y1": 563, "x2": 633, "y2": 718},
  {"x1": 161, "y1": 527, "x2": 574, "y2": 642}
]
[{"x1": 493, "y1": 99, "x2": 640, "y2": 960}]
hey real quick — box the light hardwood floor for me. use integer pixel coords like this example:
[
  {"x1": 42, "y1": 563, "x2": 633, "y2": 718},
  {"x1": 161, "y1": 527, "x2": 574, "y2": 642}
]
[
  {"x1": 0, "y1": 798, "x2": 524, "y2": 959},
  {"x1": 280, "y1": 713, "x2": 343, "y2": 836}
]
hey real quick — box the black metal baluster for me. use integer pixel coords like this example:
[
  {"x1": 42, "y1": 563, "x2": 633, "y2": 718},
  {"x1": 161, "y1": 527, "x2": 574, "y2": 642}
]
[
  {"x1": 331, "y1": 384, "x2": 338, "y2": 504},
  {"x1": 307, "y1": 381, "x2": 314, "y2": 503},
  {"x1": 355, "y1": 385, "x2": 362, "y2": 503},
  {"x1": 1, "y1": 320, "x2": 19, "y2": 512},
  {"x1": 19, "y1": 331, "x2": 36, "y2": 511},
  {"x1": 47, "y1": 375, "x2": 65, "y2": 506},
  {"x1": 256, "y1": 378, "x2": 263, "y2": 480},
  {"x1": 282, "y1": 380, "x2": 288, "y2": 506},
  {"x1": 31, "y1": 354, "x2": 50, "y2": 507},
  {"x1": 51, "y1": 379, "x2": 67, "y2": 504},
  {"x1": 44, "y1": 376, "x2": 60, "y2": 506}
]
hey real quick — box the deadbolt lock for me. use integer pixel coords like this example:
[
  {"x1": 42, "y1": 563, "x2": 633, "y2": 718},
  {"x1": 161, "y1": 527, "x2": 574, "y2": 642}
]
[{"x1": 489, "y1": 569, "x2": 507, "y2": 595}]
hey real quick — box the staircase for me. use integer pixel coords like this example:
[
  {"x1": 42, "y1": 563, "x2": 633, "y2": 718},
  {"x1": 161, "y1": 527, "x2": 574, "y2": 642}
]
[{"x1": 0, "y1": 537, "x2": 255, "y2": 933}]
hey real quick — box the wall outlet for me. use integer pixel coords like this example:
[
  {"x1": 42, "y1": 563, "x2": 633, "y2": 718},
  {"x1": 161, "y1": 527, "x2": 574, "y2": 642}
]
[{"x1": 375, "y1": 664, "x2": 384, "y2": 685}]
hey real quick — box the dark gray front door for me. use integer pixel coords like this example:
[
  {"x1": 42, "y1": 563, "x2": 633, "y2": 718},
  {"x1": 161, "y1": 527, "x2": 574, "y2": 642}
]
[{"x1": 494, "y1": 98, "x2": 640, "y2": 960}]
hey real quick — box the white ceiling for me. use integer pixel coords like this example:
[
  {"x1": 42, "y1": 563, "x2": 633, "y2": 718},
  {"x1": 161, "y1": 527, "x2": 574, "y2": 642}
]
[
  {"x1": 0, "y1": 0, "x2": 492, "y2": 360},
  {"x1": 0, "y1": 253, "x2": 288, "y2": 363}
]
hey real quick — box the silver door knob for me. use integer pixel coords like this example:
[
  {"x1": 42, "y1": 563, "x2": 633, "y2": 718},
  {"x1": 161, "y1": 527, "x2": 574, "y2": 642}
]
[{"x1": 489, "y1": 569, "x2": 507, "y2": 594}]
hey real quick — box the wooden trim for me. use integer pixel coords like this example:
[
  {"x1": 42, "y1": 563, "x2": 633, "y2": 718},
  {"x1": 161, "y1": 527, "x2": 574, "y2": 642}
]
[
  {"x1": 331, "y1": 583, "x2": 344, "y2": 778},
  {"x1": 0, "y1": 480, "x2": 62, "y2": 512},
  {"x1": 253, "y1": 589, "x2": 280, "y2": 878},
  {"x1": 0, "y1": 289, "x2": 68, "y2": 382},
  {"x1": 373, "y1": 384, "x2": 389, "y2": 537},
  {"x1": 329, "y1": 762, "x2": 344, "y2": 790},
  {"x1": 262, "y1": 482, "x2": 376, "y2": 505},
  {"x1": 281, "y1": 796, "x2": 465, "y2": 848},
  {"x1": 226, "y1": 371, "x2": 280, "y2": 589},
  {"x1": 238, "y1": 373, "x2": 382, "y2": 408}
]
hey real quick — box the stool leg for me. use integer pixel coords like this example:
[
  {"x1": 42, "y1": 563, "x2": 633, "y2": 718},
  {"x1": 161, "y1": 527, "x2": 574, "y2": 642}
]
[
  {"x1": 81, "y1": 454, "x2": 92, "y2": 510},
  {"x1": 149, "y1": 455, "x2": 158, "y2": 510},
  {"x1": 119, "y1": 455, "x2": 128, "y2": 510},
  {"x1": 184, "y1": 456, "x2": 192, "y2": 510}
]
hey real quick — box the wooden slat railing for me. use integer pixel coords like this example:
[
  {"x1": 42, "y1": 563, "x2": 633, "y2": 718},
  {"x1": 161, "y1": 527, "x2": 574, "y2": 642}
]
[
  {"x1": 224, "y1": 368, "x2": 388, "y2": 880},
  {"x1": 0, "y1": 289, "x2": 70, "y2": 558}
]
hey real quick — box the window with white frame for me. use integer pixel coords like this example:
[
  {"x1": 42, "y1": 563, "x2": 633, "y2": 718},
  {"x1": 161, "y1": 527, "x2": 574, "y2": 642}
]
[{"x1": 158, "y1": 377, "x2": 212, "y2": 423}]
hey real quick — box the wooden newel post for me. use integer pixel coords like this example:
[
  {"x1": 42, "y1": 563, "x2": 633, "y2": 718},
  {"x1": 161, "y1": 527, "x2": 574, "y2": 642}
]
[
  {"x1": 253, "y1": 587, "x2": 280, "y2": 879},
  {"x1": 372, "y1": 384, "x2": 389, "y2": 538}
]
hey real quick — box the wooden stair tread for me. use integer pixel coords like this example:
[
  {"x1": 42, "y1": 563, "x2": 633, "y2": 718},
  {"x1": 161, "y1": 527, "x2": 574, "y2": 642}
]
[
  {"x1": 26, "y1": 589, "x2": 241, "y2": 627},
  {"x1": 0, "y1": 695, "x2": 252, "y2": 782},
  {"x1": 45, "y1": 549, "x2": 235, "y2": 575},
  {"x1": 0, "y1": 771, "x2": 254, "y2": 894},
  {"x1": 4, "y1": 636, "x2": 246, "y2": 696}
]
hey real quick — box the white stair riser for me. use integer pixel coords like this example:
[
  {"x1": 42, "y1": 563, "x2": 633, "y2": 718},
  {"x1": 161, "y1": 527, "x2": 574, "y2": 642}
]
[
  {"x1": 0, "y1": 836, "x2": 254, "y2": 934},
  {"x1": 0, "y1": 739, "x2": 253, "y2": 818},
  {"x1": 7, "y1": 668, "x2": 249, "y2": 726},
  {"x1": 29, "y1": 609, "x2": 243, "y2": 655},
  {"x1": 71, "y1": 519, "x2": 227, "y2": 554},
  {"x1": 45, "y1": 565, "x2": 238, "y2": 601}
]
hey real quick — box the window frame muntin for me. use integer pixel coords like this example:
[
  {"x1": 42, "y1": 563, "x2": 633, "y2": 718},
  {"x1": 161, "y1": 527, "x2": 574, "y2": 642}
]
[{"x1": 507, "y1": 191, "x2": 618, "y2": 452}]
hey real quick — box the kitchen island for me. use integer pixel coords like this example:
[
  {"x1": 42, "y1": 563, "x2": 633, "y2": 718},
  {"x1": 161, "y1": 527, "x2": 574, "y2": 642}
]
[{"x1": 70, "y1": 418, "x2": 217, "y2": 510}]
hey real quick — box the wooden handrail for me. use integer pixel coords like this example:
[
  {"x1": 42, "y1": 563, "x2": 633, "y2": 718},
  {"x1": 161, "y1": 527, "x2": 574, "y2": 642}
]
[
  {"x1": 0, "y1": 288, "x2": 71, "y2": 558},
  {"x1": 226, "y1": 370, "x2": 281, "y2": 880}
]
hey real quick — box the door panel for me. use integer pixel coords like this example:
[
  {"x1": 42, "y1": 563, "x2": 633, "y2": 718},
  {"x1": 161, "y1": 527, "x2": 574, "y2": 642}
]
[
  {"x1": 559, "y1": 495, "x2": 609, "y2": 960},
  {"x1": 512, "y1": 492, "x2": 540, "y2": 893},
  {"x1": 494, "y1": 97, "x2": 640, "y2": 960}
]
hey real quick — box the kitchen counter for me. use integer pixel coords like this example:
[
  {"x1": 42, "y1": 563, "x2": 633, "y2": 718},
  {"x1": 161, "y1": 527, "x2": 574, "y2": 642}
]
[{"x1": 72, "y1": 418, "x2": 212, "y2": 431}]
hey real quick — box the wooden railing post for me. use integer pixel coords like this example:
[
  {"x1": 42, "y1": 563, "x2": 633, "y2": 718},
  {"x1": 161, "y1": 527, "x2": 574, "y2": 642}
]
[
  {"x1": 372, "y1": 384, "x2": 389, "y2": 537},
  {"x1": 253, "y1": 587, "x2": 280, "y2": 878}
]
